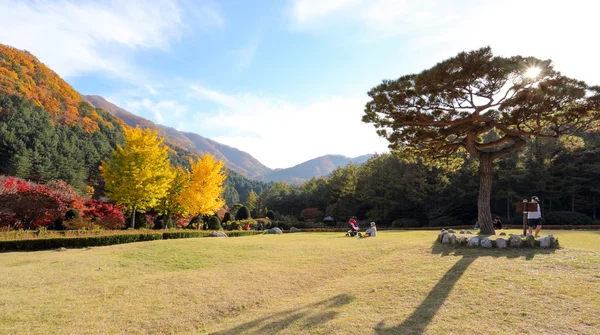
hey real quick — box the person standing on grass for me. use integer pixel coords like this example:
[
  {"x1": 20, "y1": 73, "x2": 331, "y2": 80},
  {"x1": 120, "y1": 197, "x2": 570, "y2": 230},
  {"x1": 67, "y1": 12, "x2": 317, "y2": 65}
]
[{"x1": 527, "y1": 196, "x2": 542, "y2": 237}]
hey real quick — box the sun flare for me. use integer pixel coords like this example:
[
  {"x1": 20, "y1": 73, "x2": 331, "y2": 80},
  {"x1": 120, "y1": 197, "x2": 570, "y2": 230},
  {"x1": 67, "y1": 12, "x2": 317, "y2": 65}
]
[{"x1": 525, "y1": 67, "x2": 541, "y2": 78}]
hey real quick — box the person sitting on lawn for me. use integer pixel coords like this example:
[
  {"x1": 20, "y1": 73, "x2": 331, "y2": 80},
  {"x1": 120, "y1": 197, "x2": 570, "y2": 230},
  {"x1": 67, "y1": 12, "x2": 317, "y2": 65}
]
[
  {"x1": 493, "y1": 216, "x2": 503, "y2": 230},
  {"x1": 364, "y1": 222, "x2": 377, "y2": 237},
  {"x1": 348, "y1": 217, "x2": 360, "y2": 237}
]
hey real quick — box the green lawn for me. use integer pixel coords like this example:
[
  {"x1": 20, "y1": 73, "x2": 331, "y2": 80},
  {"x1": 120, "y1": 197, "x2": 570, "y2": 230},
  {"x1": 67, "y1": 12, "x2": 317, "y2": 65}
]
[{"x1": 1, "y1": 230, "x2": 599, "y2": 334}]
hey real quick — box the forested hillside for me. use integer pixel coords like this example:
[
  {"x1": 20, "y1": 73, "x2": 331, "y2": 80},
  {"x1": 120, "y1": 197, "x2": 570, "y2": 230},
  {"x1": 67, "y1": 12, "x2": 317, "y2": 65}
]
[
  {"x1": 258, "y1": 135, "x2": 600, "y2": 227},
  {"x1": 83, "y1": 95, "x2": 272, "y2": 179},
  {"x1": 263, "y1": 154, "x2": 373, "y2": 184},
  {"x1": 0, "y1": 44, "x2": 266, "y2": 203}
]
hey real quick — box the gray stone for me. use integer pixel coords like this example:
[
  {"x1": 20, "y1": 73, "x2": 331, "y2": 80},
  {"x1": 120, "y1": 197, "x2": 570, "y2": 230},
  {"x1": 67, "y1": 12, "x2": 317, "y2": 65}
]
[
  {"x1": 442, "y1": 233, "x2": 452, "y2": 244},
  {"x1": 467, "y1": 237, "x2": 480, "y2": 247},
  {"x1": 268, "y1": 227, "x2": 283, "y2": 234},
  {"x1": 499, "y1": 232, "x2": 506, "y2": 236},
  {"x1": 549, "y1": 235, "x2": 559, "y2": 248},
  {"x1": 459, "y1": 230, "x2": 465, "y2": 234},
  {"x1": 450, "y1": 234, "x2": 458, "y2": 245},
  {"x1": 56, "y1": 247, "x2": 67, "y2": 252},
  {"x1": 458, "y1": 236, "x2": 469, "y2": 245},
  {"x1": 290, "y1": 227, "x2": 301, "y2": 232},
  {"x1": 495, "y1": 238, "x2": 507, "y2": 248},
  {"x1": 466, "y1": 230, "x2": 473, "y2": 234},
  {"x1": 525, "y1": 234, "x2": 536, "y2": 247},
  {"x1": 209, "y1": 231, "x2": 227, "y2": 237},
  {"x1": 481, "y1": 238, "x2": 492, "y2": 248},
  {"x1": 508, "y1": 235, "x2": 522, "y2": 247},
  {"x1": 438, "y1": 231, "x2": 449, "y2": 243},
  {"x1": 539, "y1": 236, "x2": 552, "y2": 248},
  {"x1": 448, "y1": 229, "x2": 455, "y2": 233}
]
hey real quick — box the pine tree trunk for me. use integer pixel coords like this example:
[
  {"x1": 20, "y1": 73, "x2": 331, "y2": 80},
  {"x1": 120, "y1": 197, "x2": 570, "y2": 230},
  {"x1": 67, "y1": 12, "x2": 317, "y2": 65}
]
[
  {"x1": 593, "y1": 195, "x2": 596, "y2": 220},
  {"x1": 478, "y1": 154, "x2": 495, "y2": 235},
  {"x1": 132, "y1": 205, "x2": 137, "y2": 230},
  {"x1": 506, "y1": 195, "x2": 511, "y2": 222}
]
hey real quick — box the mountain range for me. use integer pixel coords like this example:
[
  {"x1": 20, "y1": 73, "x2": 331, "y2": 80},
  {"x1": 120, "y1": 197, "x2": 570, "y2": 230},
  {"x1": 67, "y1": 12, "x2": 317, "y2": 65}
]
[
  {"x1": 83, "y1": 95, "x2": 373, "y2": 183},
  {"x1": 0, "y1": 43, "x2": 373, "y2": 186}
]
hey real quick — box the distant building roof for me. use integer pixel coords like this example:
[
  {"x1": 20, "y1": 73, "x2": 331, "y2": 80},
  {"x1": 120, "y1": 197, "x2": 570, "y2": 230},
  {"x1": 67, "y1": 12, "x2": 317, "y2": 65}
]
[{"x1": 323, "y1": 216, "x2": 334, "y2": 221}]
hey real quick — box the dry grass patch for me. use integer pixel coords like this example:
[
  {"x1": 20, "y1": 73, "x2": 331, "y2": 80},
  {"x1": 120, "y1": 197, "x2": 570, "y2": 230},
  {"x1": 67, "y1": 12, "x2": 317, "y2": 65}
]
[{"x1": 1, "y1": 230, "x2": 599, "y2": 334}]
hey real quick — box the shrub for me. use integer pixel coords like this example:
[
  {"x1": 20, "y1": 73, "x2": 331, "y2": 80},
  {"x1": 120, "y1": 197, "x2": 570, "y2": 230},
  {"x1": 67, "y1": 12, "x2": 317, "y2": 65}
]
[
  {"x1": 428, "y1": 216, "x2": 463, "y2": 227},
  {"x1": 392, "y1": 218, "x2": 420, "y2": 228},
  {"x1": 0, "y1": 232, "x2": 163, "y2": 252},
  {"x1": 228, "y1": 221, "x2": 241, "y2": 231},
  {"x1": 227, "y1": 230, "x2": 263, "y2": 237},
  {"x1": 82, "y1": 200, "x2": 125, "y2": 230},
  {"x1": 208, "y1": 215, "x2": 222, "y2": 230},
  {"x1": 235, "y1": 206, "x2": 250, "y2": 220},
  {"x1": 300, "y1": 208, "x2": 323, "y2": 221},
  {"x1": 237, "y1": 218, "x2": 257, "y2": 230},
  {"x1": 266, "y1": 210, "x2": 275, "y2": 220},
  {"x1": 63, "y1": 217, "x2": 97, "y2": 230},
  {"x1": 162, "y1": 231, "x2": 211, "y2": 239},
  {"x1": 222, "y1": 212, "x2": 232, "y2": 223},
  {"x1": 543, "y1": 211, "x2": 592, "y2": 226},
  {"x1": 65, "y1": 209, "x2": 81, "y2": 220}
]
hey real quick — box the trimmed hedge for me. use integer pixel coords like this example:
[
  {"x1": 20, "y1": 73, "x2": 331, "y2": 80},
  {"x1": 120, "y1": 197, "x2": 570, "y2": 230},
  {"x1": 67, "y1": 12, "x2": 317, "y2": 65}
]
[
  {"x1": 0, "y1": 232, "x2": 163, "y2": 252},
  {"x1": 162, "y1": 231, "x2": 212, "y2": 239},
  {"x1": 392, "y1": 218, "x2": 421, "y2": 228},
  {"x1": 543, "y1": 211, "x2": 592, "y2": 226},
  {"x1": 1, "y1": 229, "x2": 265, "y2": 252},
  {"x1": 227, "y1": 231, "x2": 263, "y2": 237}
]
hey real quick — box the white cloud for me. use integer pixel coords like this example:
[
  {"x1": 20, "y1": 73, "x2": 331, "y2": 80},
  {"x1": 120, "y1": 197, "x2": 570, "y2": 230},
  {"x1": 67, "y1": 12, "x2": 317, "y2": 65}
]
[
  {"x1": 289, "y1": 0, "x2": 452, "y2": 35},
  {"x1": 228, "y1": 40, "x2": 259, "y2": 71},
  {"x1": 122, "y1": 98, "x2": 189, "y2": 124},
  {"x1": 288, "y1": 0, "x2": 600, "y2": 83},
  {"x1": 0, "y1": 0, "x2": 222, "y2": 80},
  {"x1": 185, "y1": 85, "x2": 388, "y2": 169},
  {"x1": 291, "y1": 0, "x2": 359, "y2": 25}
]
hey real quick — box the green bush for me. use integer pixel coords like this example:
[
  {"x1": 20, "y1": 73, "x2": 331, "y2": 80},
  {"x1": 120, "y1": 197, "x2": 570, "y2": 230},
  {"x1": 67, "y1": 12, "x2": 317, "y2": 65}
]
[
  {"x1": 222, "y1": 212, "x2": 231, "y2": 223},
  {"x1": 208, "y1": 215, "x2": 222, "y2": 230},
  {"x1": 266, "y1": 210, "x2": 275, "y2": 220},
  {"x1": 236, "y1": 206, "x2": 250, "y2": 220},
  {"x1": 543, "y1": 211, "x2": 592, "y2": 226},
  {"x1": 228, "y1": 221, "x2": 241, "y2": 231},
  {"x1": 162, "y1": 231, "x2": 211, "y2": 239},
  {"x1": 65, "y1": 209, "x2": 81, "y2": 220},
  {"x1": 428, "y1": 216, "x2": 463, "y2": 227},
  {"x1": 392, "y1": 218, "x2": 420, "y2": 228},
  {"x1": 0, "y1": 233, "x2": 163, "y2": 252},
  {"x1": 227, "y1": 230, "x2": 263, "y2": 237}
]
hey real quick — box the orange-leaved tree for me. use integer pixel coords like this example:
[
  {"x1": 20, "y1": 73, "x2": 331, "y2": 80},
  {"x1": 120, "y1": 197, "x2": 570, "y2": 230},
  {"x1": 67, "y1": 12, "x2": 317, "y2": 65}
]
[{"x1": 100, "y1": 127, "x2": 174, "y2": 229}]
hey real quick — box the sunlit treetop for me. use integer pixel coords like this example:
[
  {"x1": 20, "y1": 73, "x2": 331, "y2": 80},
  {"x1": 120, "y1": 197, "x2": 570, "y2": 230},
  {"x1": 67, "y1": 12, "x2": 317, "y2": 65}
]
[{"x1": 363, "y1": 47, "x2": 600, "y2": 169}]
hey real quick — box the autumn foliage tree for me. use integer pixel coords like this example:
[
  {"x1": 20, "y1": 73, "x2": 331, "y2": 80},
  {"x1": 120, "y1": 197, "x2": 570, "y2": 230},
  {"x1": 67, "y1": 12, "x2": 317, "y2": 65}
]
[
  {"x1": 176, "y1": 153, "x2": 226, "y2": 225},
  {"x1": 0, "y1": 176, "x2": 80, "y2": 229},
  {"x1": 363, "y1": 47, "x2": 600, "y2": 234},
  {"x1": 100, "y1": 127, "x2": 174, "y2": 229}
]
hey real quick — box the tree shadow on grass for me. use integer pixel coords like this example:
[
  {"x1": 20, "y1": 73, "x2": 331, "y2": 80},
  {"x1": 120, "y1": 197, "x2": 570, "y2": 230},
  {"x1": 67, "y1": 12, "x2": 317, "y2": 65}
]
[
  {"x1": 211, "y1": 294, "x2": 353, "y2": 335},
  {"x1": 375, "y1": 242, "x2": 556, "y2": 334}
]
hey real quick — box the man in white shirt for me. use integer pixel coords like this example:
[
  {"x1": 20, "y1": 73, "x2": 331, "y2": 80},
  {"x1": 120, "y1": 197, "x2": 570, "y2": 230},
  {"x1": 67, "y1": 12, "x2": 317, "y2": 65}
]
[{"x1": 527, "y1": 196, "x2": 542, "y2": 237}]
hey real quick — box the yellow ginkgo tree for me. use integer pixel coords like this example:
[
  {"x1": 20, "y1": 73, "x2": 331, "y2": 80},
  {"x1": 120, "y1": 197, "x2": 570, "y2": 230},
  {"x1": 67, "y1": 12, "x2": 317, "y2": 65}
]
[
  {"x1": 100, "y1": 127, "x2": 174, "y2": 229},
  {"x1": 176, "y1": 153, "x2": 226, "y2": 226}
]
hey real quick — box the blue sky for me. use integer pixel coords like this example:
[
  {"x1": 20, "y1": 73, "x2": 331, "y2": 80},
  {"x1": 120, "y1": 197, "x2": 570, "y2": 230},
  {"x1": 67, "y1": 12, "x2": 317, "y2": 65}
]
[{"x1": 1, "y1": 0, "x2": 599, "y2": 168}]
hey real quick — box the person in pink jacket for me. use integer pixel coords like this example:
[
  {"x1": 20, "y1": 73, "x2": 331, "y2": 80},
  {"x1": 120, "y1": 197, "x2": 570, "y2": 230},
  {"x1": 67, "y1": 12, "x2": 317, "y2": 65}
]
[{"x1": 348, "y1": 217, "x2": 360, "y2": 237}]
